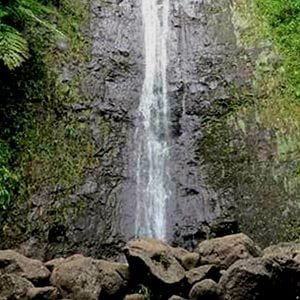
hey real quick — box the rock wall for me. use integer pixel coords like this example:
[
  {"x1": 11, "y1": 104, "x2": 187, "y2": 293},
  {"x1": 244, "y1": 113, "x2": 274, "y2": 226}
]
[
  {"x1": 69, "y1": 0, "x2": 251, "y2": 254},
  {"x1": 166, "y1": 0, "x2": 243, "y2": 246},
  {"x1": 19, "y1": 0, "x2": 263, "y2": 257}
]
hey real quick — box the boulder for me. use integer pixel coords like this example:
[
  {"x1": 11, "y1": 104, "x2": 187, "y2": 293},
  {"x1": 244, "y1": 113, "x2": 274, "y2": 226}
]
[
  {"x1": 186, "y1": 265, "x2": 220, "y2": 286},
  {"x1": 209, "y1": 220, "x2": 239, "y2": 238},
  {"x1": 219, "y1": 252, "x2": 300, "y2": 300},
  {"x1": 219, "y1": 258, "x2": 277, "y2": 300},
  {"x1": 264, "y1": 244, "x2": 300, "y2": 299},
  {"x1": 95, "y1": 259, "x2": 129, "y2": 297},
  {"x1": 50, "y1": 254, "x2": 129, "y2": 300},
  {"x1": 50, "y1": 255, "x2": 102, "y2": 300},
  {"x1": 168, "y1": 296, "x2": 186, "y2": 300},
  {"x1": 0, "y1": 274, "x2": 34, "y2": 300},
  {"x1": 197, "y1": 233, "x2": 262, "y2": 268},
  {"x1": 263, "y1": 242, "x2": 300, "y2": 260},
  {"x1": 18, "y1": 237, "x2": 46, "y2": 260},
  {"x1": 180, "y1": 253, "x2": 200, "y2": 271},
  {"x1": 189, "y1": 279, "x2": 219, "y2": 300},
  {"x1": 124, "y1": 294, "x2": 145, "y2": 300},
  {"x1": 124, "y1": 239, "x2": 186, "y2": 288},
  {"x1": 0, "y1": 250, "x2": 50, "y2": 285},
  {"x1": 27, "y1": 286, "x2": 60, "y2": 300},
  {"x1": 45, "y1": 258, "x2": 65, "y2": 272}
]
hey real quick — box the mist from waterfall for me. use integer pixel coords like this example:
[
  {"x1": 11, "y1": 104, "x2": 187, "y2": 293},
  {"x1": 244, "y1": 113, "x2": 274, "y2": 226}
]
[{"x1": 134, "y1": 0, "x2": 170, "y2": 240}]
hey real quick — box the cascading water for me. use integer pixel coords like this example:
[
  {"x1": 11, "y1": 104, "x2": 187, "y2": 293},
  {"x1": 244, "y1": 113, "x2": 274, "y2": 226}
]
[{"x1": 134, "y1": 0, "x2": 170, "y2": 240}]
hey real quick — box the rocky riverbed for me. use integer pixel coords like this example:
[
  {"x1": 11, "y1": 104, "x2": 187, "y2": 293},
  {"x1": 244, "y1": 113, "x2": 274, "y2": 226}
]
[{"x1": 0, "y1": 233, "x2": 299, "y2": 299}]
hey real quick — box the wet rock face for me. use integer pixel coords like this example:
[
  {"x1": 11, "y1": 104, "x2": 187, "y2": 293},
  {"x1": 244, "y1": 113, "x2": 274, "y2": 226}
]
[
  {"x1": 166, "y1": 0, "x2": 244, "y2": 248},
  {"x1": 54, "y1": 0, "x2": 144, "y2": 258},
  {"x1": 46, "y1": 0, "x2": 251, "y2": 257}
]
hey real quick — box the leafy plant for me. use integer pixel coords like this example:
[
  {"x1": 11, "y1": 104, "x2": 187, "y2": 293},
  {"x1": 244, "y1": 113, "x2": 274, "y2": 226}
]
[
  {"x1": 255, "y1": 0, "x2": 300, "y2": 101},
  {"x1": 0, "y1": 0, "x2": 61, "y2": 69},
  {"x1": 0, "y1": 140, "x2": 18, "y2": 209},
  {"x1": 138, "y1": 284, "x2": 151, "y2": 300}
]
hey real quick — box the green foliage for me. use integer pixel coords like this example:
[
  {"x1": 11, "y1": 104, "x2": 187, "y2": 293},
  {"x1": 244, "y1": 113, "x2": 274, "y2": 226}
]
[
  {"x1": 201, "y1": 0, "x2": 300, "y2": 245},
  {"x1": 0, "y1": 24, "x2": 29, "y2": 69},
  {"x1": 0, "y1": 0, "x2": 92, "y2": 246},
  {"x1": 138, "y1": 284, "x2": 151, "y2": 300},
  {"x1": 0, "y1": 0, "x2": 60, "y2": 69},
  {"x1": 0, "y1": 140, "x2": 18, "y2": 209},
  {"x1": 255, "y1": 0, "x2": 300, "y2": 100}
]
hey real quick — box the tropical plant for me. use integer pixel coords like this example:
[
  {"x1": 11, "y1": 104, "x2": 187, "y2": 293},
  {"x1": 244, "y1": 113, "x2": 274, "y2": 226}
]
[
  {"x1": 0, "y1": 0, "x2": 60, "y2": 70},
  {"x1": 0, "y1": 140, "x2": 18, "y2": 209}
]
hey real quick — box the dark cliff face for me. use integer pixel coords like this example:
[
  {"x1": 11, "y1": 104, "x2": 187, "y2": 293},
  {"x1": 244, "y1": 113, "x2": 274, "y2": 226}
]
[
  {"x1": 15, "y1": 0, "x2": 281, "y2": 259},
  {"x1": 60, "y1": 0, "x2": 252, "y2": 257},
  {"x1": 43, "y1": 0, "x2": 254, "y2": 257},
  {"x1": 59, "y1": 0, "x2": 145, "y2": 258},
  {"x1": 166, "y1": 0, "x2": 240, "y2": 247}
]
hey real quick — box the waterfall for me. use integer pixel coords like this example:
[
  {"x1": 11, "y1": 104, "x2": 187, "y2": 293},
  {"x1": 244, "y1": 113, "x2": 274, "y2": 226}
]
[{"x1": 134, "y1": 0, "x2": 170, "y2": 240}]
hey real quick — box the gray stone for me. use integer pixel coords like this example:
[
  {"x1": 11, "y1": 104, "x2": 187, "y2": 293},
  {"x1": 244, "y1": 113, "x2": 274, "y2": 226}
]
[
  {"x1": 186, "y1": 265, "x2": 220, "y2": 286},
  {"x1": 45, "y1": 258, "x2": 65, "y2": 272},
  {"x1": 197, "y1": 234, "x2": 262, "y2": 268},
  {"x1": 189, "y1": 279, "x2": 219, "y2": 300},
  {"x1": 263, "y1": 242, "x2": 300, "y2": 259},
  {"x1": 124, "y1": 294, "x2": 145, "y2": 300},
  {"x1": 124, "y1": 239, "x2": 186, "y2": 287},
  {"x1": 0, "y1": 274, "x2": 33, "y2": 300},
  {"x1": 181, "y1": 253, "x2": 200, "y2": 271},
  {"x1": 27, "y1": 286, "x2": 60, "y2": 300},
  {"x1": 50, "y1": 254, "x2": 129, "y2": 300},
  {"x1": 50, "y1": 255, "x2": 102, "y2": 300},
  {"x1": 219, "y1": 258, "x2": 274, "y2": 300},
  {"x1": 168, "y1": 296, "x2": 186, "y2": 300},
  {"x1": 0, "y1": 250, "x2": 50, "y2": 285},
  {"x1": 17, "y1": 0, "x2": 265, "y2": 259},
  {"x1": 95, "y1": 259, "x2": 129, "y2": 297}
]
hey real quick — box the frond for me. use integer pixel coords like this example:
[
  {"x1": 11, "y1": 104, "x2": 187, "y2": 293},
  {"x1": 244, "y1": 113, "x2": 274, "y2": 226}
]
[
  {"x1": 0, "y1": 24, "x2": 29, "y2": 70},
  {"x1": 0, "y1": 8, "x2": 9, "y2": 20},
  {"x1": 7, "y1": 0, "x2": 57, "y2": 22},
  {"x1": 7, "y1": 0, "x2": 63, "y2": 37}
]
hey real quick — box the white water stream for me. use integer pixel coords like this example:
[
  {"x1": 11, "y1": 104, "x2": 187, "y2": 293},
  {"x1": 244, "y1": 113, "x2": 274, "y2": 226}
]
[{"x1": 134, "y1": 0, "x2": 170, "y2": 240}]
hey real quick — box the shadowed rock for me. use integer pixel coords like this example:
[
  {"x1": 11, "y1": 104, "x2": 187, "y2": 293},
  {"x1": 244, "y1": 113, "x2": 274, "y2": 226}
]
[
  {"x1": 124, "y1": 294, "x2": 145, "y2": 300},
  {"x1": 219, "y1": 258, "x2": 275, "y2": 300},
  {"x1": 95, "y1": 259, "x2": 129, "y2": 297},
  {"x1": 0, "y1": 274, "x2": 34, "y2": 299},
  {"x1": 186, "y1": 265, "x2": 220, "y2": 286},
  {"x1": 189, "y1": 279, "x2": 219, "y2": 300},
  {"x1": 168, "y1": 296, "x2": 186, "y2": 300},
  {"x1": 180, "y1": 253, "x2": 200, "y2": 271},
  {"x1": 27, "y1": 286, "x2": 60, "y2": 300}
]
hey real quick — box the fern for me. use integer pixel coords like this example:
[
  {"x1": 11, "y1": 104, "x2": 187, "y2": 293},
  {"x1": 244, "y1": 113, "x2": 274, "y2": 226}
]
[
  {"x1": 0, "y1": 24, "x2": 29, "y2": 70},
  {"x1": 0, "y1": 140, "x2": 18, "y2": 210},
  {"x1": 0, "y1": 0, "x2": 61, "y2": 70}
]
